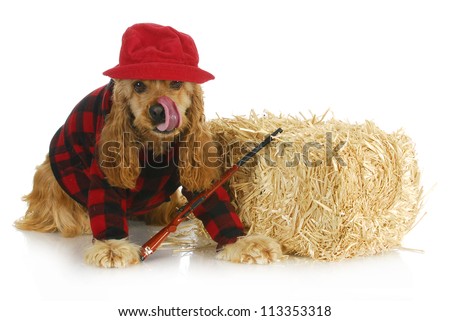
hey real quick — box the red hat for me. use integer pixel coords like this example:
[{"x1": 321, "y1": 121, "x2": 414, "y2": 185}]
[{"x1": 103, "y1": 23, "x2": 214, "y2": 83}]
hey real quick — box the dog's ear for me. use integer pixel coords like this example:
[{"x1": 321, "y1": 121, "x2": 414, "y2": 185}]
[
  {"x1": 179, "y1": 85, "x2": 220, "y2": 192},
  {"x1": 98, "y1": 84, "x2": 141, "y2": 189}
]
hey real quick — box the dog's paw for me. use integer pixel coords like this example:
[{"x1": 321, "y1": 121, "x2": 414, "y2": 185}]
[
  {"x1": 216, "y1": 234, "x2": 285, "y2": 264},
  {"x1": 84, "y1": 238, "x2": 141, "y2": 268}
]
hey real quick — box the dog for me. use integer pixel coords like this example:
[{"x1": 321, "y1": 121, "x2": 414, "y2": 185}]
[{"x1": 14, "y1": 23, "x2": 283, "y2": 267}]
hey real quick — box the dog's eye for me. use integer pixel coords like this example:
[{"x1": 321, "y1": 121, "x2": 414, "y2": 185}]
[
  {"x1": 134, "y1": 81, "x2": 147, "y2": 94},
  {"x1": 169, "y1": 81, "x2": 183, "y2": 90}
]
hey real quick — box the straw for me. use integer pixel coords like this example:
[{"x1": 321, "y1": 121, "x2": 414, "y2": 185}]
[{"x1": 208, "y1": 111, "x2": 423, "y2": 260}]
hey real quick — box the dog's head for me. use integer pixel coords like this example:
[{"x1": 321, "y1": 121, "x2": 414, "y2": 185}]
[
  {"x1": 112, "y1": 79, "x2": 200, "y2": 143},
  {"x1": 99, "y1": 79, "x2": 219, "y2": 190}
]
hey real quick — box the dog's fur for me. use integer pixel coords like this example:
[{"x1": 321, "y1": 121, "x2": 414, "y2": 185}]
[{"x1": 15, "y1": 79, "x2": 283, "y2": 267}]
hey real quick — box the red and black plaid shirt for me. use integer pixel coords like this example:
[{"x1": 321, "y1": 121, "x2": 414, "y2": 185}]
[{"x1": 49, "y1": 81, "x2": 244, "y2": 246}]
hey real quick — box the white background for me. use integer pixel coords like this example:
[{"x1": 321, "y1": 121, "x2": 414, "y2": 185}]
[{"x1": 1, "y1": 0, "x2": 449, "y2": 320}]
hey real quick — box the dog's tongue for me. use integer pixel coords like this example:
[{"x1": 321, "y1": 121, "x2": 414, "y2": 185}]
[{"x1": 156, "y1": 96, "x2": 181, "y2": 132}]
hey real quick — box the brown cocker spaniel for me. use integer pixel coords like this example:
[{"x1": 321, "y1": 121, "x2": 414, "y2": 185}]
[{"x1": 15, "y1": 23, "x2": 283, "y2": 267}]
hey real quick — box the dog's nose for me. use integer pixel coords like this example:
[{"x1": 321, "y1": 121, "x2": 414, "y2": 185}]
[{"x1": 149, "y1": 104, "x2": 165, "y2": 124}]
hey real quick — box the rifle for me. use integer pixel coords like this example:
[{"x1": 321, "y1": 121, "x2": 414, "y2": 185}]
[{"x1": 140, "y1": 128, "x2": 283, "y2": 261}]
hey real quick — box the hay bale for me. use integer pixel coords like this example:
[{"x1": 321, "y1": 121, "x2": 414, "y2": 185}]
[{"x1": 209, "y1": 111, "x2": 423, "y2": 260}]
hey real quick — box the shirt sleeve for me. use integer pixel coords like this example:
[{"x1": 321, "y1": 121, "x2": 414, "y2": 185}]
[
  {"x1": 182, "y1": 186, "x2": 245, "y2": 248},
  {"x1": 88, "y1": 158, "x2": 129, "y2": 240}
]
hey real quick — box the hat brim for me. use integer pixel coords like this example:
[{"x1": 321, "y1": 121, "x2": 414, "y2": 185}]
[{"x1": 103, "y1": 62, "x2": 214, "y2": 84}]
